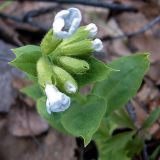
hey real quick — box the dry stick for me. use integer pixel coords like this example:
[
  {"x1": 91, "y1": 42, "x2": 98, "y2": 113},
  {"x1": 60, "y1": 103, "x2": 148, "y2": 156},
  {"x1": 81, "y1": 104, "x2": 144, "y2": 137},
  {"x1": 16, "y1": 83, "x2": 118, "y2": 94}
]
[
  {"x1": 22, "y1": 5, "x2": 61, "y2": 22},
  {"x1": 0, "y1": 5, "x2": 63, "y2": 32},
  {"x1": 18, "y1": 0, "x2": 137, "y2": 12},
  {"x1": 102, "y1": 15, "x2": 160, "y2": 41}
]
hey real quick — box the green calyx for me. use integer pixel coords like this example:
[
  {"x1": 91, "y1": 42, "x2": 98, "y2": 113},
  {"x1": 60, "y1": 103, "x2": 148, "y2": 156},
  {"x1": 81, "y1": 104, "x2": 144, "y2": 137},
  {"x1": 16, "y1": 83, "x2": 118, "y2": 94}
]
[
  {"x1": 40, "y1": 29, "x2": 62, "y2": 55},
  {"x1": 37, "y1": 57, "x2": 54, "y2": 88},
  {"x1": 51, "y1": 39, "x2": 93, "y2": 58},
  {"x1": 61, "y1": 26, "x2": 91, "y2": 46},
  {"x1": 52, "y1": 65, "x2": 78, "y2": 94},
  {"x1": 57, "y1": 56, "x2": 89, "y2": 74}
]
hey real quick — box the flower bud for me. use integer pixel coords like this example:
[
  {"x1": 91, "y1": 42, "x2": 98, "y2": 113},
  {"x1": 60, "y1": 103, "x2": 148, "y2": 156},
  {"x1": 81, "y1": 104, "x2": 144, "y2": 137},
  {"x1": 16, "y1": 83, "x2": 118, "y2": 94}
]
[
  {"x1": 92, "y1": 38, "x2": 103, "y2": 52},
  {"x1": 57, "y1": 56, "x2": 89, "y2": 74},
  {"x1": 52, "y1": 39, "x2": 93, "y2": 57},
  {"x1": 40, "y1": 29, "x2": 62, "y2": 55},
  {"x1": 37, "y1": 57, "x2": 53, "y2": 87},
  {"x1": 52, "y1": 65, "x2": 78, "y2": 93},
  {"x1": 85, "y1": 23, "x2": 97, "y2": 38},
  {"x1": 53, "y1": 8, "x2": 82, "y2": 39},
  {"x1": 45, "y1": 84, "x2": 70, "y2": 113}
]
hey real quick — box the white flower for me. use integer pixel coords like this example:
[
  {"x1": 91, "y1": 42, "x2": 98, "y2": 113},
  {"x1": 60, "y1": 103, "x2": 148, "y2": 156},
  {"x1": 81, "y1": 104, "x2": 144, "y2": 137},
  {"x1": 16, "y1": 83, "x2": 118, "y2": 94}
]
[
  {"x1": 85, "y1": 23, "x2": 97, "y2": 38},
  {"x1": 45, "y1": 84, "x2": 70, "y2": 114},
  {"x1": 92, "y1": 38, "x2": 103, "y2": 52},
  {"x1": 65, "y1": 81, "x2": 77, "y2": 93},
  {"x1": 53, "y1": 8, "x2": 82, "y2": 39}
]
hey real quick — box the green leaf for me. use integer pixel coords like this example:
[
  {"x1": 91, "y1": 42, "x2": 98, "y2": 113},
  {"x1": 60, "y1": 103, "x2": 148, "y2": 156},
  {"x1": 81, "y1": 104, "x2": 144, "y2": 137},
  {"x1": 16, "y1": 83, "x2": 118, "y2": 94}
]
[
  {"x1": 61, "y1": 95, "x2": 107, "y2": 146},
  {"x1": 10, "y1": 45, "x2": 41, "y2": 76},
  {"x1": 95, "y1": 131, "x2": 134, "y2": 160},
  {"x1": 110, "y1": 108, "x2": 136, "y2": 129},
  {"x1": 126, "y1": 135, "x2": 144, "y2": 157},
  {"x1": 75, "y1": 57, "x2": 114, "y2": 87},
  {"x1": 21, "y1": 84, "x2": 44, "y2": 100},
  {"x1": 141, "y1": 107, "x2": 160, "y2": 130},
  {"x1": 92, "y1": 53, "x2": 150, "y2": 114},
  {"x1": 37, "y1": 97, "x2": 68, "y2": 134}
]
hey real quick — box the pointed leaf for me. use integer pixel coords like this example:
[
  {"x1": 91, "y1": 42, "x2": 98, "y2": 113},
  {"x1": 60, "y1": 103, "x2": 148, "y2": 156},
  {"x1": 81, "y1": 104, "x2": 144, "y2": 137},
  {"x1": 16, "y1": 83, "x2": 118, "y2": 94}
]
[
  {"x1": 92, "y1": 53, "x2": 150, "y2": 114},
  {"x1": 95, "y1": 131, "x2": 134, "y2": 160},
  {"x1": 11, "y1": 45, "x2": 41, "y2": 57},
  {"x1": 61, "y1": 95, "x2": 107, "y2": 146},
  {"x1": 10, "y1": 45, "x2": 41, "y2": 76}
]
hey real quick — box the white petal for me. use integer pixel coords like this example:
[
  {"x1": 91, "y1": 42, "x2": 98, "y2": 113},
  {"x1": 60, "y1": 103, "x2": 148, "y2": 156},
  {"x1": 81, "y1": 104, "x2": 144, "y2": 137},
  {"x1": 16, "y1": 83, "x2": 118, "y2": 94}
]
[
  {"x1": 53, "y1": 8, "x2": 82, "y2": 39},
  {"x1": 69, "y1": 18, "x2": 81, "y2": 34},
  {"x1": 65, "y1": 82, "x2": 77, "y2": 93},
  {"x1": 53, "y1": 18, "x2": 64, "y2": 33},
  {"x1": 45, "y1": 84, "x2": 71, "y2": 113},
  {"x1": 54, "y1": 10, "x2": 69, "y2": 20},
  {"x1": 45, "y1": 84, "x2": 58, "y2": 98},
  {"x1": 85, "y1": 23, "x2": 97, "y2": 38},
  {"x1": 92, "y1": 38, "x2": 103, "y2": 52}
]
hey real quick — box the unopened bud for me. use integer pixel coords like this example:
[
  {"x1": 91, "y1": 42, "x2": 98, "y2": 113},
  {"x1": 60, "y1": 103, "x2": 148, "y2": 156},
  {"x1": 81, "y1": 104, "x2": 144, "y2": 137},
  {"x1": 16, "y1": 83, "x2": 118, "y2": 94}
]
[
  {"x1": 92, "y1": 39, "x2": 103, "y2": 52},
  {"x1": 52, "y1": 65, "x2": 78, "y2": 93},
  {"x1": 37, "y1": 57, "x2": 53, "y2": 87},
  {"x1": 52, "y1": 39, "x2": 93, "y2": 57},
  {"x1": 85, "y1": 23, "x2": 97, "y2": 38},
  {"x1": 57, "y1": 56, "x2": 89, "y2": 74}
]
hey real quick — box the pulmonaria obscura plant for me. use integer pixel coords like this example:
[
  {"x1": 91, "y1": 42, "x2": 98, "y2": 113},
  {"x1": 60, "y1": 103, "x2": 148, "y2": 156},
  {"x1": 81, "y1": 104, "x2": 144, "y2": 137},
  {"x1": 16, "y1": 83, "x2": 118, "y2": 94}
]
[{"x1": 10, "y1": 7, "x2": 160, "y2": 160}]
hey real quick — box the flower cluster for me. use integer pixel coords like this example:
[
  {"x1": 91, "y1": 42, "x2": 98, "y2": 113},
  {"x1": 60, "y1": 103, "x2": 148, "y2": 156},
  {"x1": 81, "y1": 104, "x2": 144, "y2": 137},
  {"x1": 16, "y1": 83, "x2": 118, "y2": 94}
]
[{"x1": 38, "y1": 8, "x2": 103, "y2": 114}]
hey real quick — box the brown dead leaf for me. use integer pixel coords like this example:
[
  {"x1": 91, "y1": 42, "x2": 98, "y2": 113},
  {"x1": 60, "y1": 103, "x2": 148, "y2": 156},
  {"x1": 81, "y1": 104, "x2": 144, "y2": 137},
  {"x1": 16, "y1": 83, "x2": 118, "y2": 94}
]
[
  {"x1": 8, "y1": 105, "x2": 49, "y2": 137},
  {"x1": 116, "y1": 12, "x2": 149, "y2": 34},
  {"x1": 12, "y1": 77, "x2": 32, "y2": 90}
]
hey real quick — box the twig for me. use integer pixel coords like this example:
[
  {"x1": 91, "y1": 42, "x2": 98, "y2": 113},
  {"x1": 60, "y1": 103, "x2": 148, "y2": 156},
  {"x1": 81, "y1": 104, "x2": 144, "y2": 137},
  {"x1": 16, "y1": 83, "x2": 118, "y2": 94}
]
[
  {"x1": 102, "y1": 15, "x2": 160, "y2": 41},
  {"x1": 0, "y1": 12, "x2": 48, "y2": 31},
  {"x1": 19, "y1": 0, "x2": 137, "y2": 12},
  {"x1": 22, "y1": 5, "x2": 60, "y2": 22}
]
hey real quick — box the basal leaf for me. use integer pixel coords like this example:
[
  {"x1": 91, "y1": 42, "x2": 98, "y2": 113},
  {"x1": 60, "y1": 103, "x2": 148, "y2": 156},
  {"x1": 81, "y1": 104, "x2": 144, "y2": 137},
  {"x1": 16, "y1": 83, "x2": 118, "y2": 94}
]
[
  {"x1": 10, "y1": 45, "x2": 41, "y2": 76},
  {"x1": 110, "y1": 108, "x2": 136, "y2": 129},
  {"x1": 75, "y1": 57, "x2": 114, "y2": 87},
  {"x1": 61, "y1": 95, "x2": 107, "y2": 146},
  {"x1": 92, "y1": 53, "x2": 150, "y2": 114},
  {"x1": 95, "y1": 131, "x2": 134, "y2": 160},
  {"x1": 126, "y1": 135, "x2": 144, "y2": 157},
  {"x1": 21, "y1": 84, "x2": 44, "y2": 100}
]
